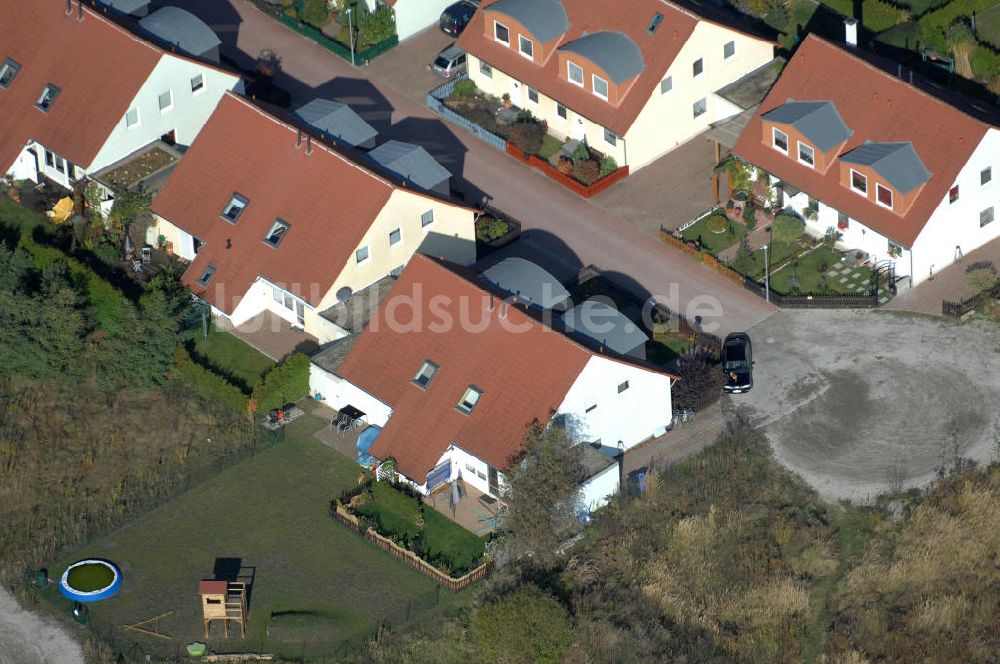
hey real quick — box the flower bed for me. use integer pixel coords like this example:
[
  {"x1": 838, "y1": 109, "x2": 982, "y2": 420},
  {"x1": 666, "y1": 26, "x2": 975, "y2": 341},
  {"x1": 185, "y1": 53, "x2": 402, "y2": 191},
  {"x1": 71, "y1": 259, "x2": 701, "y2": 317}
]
[
  {"x1": 681, "y1": 213, "x2": 747, "y2": 255},
  {"x1": 100, "y1": 147, "x2": 176, "y2": 190}
]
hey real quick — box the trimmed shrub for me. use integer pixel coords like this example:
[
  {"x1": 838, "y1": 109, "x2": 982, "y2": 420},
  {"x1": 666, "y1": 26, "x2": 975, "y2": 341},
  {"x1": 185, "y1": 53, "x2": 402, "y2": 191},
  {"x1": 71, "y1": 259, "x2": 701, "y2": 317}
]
[
  {"x1": 251, "y1": 352, "x2": 311, "y2": 412},
  {"x1": 572, "y1": 159, "x2": 599, "y2": 185},
  {"x1": 599, "y1": 155, "x2": 618, "y2": 177},
  {"x1": 300, "y1": 0, "x2": 330, "y2": 27},
  {"x1": 359, "y1": 5, "x2": 395, "y2": 45},
  {"x1": 451, "y1": 79, "x2": 477, "y2": 99},
  {"x1": 172, "y1": 346, "x2": 248, "y2": 413},
  {"x1": 742, "y1": 203, "x2": 757, "y2": 228},
  {"x1": 571, "y1": 141, "x2": 591, "y2": 164},
  {"x1": 508, "y1": 121, "x2": 545, "y2": 155},
  {"x1": 771, "y1": 214, "x2": 805, "y2": 243}
]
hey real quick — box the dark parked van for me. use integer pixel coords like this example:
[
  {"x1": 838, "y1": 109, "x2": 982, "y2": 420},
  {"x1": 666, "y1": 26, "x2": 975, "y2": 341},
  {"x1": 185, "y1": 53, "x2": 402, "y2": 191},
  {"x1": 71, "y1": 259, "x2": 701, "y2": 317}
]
[{"x1": 440, "y1": 0, "x2": 477, "y2": 36}]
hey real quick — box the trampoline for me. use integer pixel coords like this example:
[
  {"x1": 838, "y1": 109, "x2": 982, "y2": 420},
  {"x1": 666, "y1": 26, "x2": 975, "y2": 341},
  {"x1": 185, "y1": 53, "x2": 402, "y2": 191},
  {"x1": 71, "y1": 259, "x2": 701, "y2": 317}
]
[{"x1": 58, "y1": 559, "x2": 122, "y2": 603}]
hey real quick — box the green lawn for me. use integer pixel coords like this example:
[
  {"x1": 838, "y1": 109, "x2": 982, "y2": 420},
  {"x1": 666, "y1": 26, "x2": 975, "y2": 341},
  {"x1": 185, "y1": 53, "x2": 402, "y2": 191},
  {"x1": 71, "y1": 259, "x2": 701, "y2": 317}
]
[
  {"x1": 978, "y1": 3, "x2": 1000, "y2": 49},
  {"x1": 421, "y1": 508, "x2": 488, "y2": 575},
  {"x1": 538, "y1": 134, "x2": 564, "y2": 160},
  {"x1": 52, "y1": 415, "x2": 442, "y2": 659},
  {"x1": 646, "y1": 331, "x2": 692, "y2": 366},
  {"x1": 681, "y1": 213, "x2": 747, "y2": 255},
  {"x1": 357, "y1": 480, "x2": 422, "y2": 542},
  {"x1": 185, "y1": 325, "x2": 274, "y2": 393},
  {"x1": 743, "y1": 239, "x2": 800, "y2": 280},
  {"x1": 769, "y1": 246, "x2": 872, "y2": 295}
]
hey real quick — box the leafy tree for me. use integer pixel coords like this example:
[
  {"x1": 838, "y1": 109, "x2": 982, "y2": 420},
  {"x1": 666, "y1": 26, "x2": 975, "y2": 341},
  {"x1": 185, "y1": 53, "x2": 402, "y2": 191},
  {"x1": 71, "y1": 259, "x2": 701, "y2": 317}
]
[
  {"x1": 731, "y1": 236, "x2": 755, "y2": 275},
  {"x1": 300, "y1": 0, "x2": 331, "y2": 27},
  {"x1": 470, "y1": 585, "x2": 574, "y2": 664},
  {"x1": 496, "y1": 423, "x2": 585, "y2": 567},
  {"x1": 672, "y1": 346, "x2": 721, "y2": 411},
  {"x1": 965, "y1": 262, "x2": 998, "y2": 294},
  {"x1": 571, "y1": 141, "x2": 590, "y2": 164},
  {"x1": 359, "y1": 5, "x2": 395, "y2": 45}
]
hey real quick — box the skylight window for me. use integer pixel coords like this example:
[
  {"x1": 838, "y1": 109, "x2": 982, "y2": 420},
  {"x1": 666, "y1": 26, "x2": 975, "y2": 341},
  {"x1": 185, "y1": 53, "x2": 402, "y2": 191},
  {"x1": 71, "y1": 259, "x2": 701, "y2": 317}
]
[
  {"x1": 647, "y1": 13, "x2": 664, "y2": 33},
  {"x1": 36, "y1": 84, "x2": 60, "y2": 112},
  {"x1": 412, "y1": 361, "x2": 439, "y2": 389},
  {"x1": 0, "y1": 59, "x2": 20, "y2": 89},
  {"x1": 197, "y1": 265, "x2": 216, "y2": 286},
  {"x1": 263, "y1": 219, "x2": 289, "y2": 247},
  {"x1": 457, "y1": 386, "x2": 482, "y2": 414},
  {"x1": 221, "y1": 193, "x2": 248, "y2": 223}
]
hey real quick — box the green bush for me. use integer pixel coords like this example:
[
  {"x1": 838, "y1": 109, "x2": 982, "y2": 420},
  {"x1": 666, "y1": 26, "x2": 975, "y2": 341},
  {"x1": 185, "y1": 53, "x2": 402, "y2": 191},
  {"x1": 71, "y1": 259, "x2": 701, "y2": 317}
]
[
  {"x1": 571, "y1": 141, "x2": 591, "y2": 164},
  {"x1": 470, "y1": 585, "x2": 574, "y2": 664},
  {"x1": 476, "y1": 217, "x2": 511, "y2": 241},
  {"x1": 359, "y1": 5, "x2": 396, "y2": 45},
  {"x1": 771, "y1": 214, "x2": 805, "y2": 243},
  {"x1": 172, "y1": 346, "x2": 248, "y2": 413},
  {"x1": 572, "y1": 159, "x2": 599, "y2": 185},
  {"x1": 451, "y1": 79, "x2": 477, "y2": 99},
  {"x1": 251, "y1": 352, "x2": 311, "y2": 412},
  {"x1": 598, "y1": 155, "x2": 618, "y2": 177},
  {"x1": 742, "y1": 203, "x2": 757, "y2": 228},
  {"x1": 300, "y1": 0, "x2": 331, "y2": 27},
  {"x1": 508, "y1": 120, "x2": 545, "y2": 155}
]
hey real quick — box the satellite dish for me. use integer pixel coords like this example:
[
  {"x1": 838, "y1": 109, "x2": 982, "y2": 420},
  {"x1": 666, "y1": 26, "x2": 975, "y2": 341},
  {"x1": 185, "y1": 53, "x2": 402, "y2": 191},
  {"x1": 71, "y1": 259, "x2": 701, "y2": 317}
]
[{"x1": 336, "y1": 286, "x2": 353, "y2": 303}]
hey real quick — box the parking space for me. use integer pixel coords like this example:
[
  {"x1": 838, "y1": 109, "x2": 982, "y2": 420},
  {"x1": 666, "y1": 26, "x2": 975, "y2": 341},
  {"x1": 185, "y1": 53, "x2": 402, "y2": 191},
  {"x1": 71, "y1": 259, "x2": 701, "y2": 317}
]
[
  {"x1": 736, "y1": 309, "x2": 1000, "y2": 503},
  {"x1": 364, "y1": 27, "x2": 456, "y2": 102}
]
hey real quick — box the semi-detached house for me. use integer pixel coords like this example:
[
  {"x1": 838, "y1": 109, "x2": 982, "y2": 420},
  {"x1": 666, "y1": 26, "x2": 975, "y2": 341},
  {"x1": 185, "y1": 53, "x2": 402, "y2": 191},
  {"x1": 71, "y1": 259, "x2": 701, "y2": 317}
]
[
  {"x1": 0, "y1": 0, "x2": 241, "y2": 191},
  {"x1": 150, "y1": 93, "x2": 477, "y2": 345},
  {"x1": 733, "y1": 35, "x2": 1000, "y2": 286},
  {"x1": 310, "y1": 254, "x2": 676, "y2": 507},
  {"x1": 457, "y1": 0, "x2": 775, "y2": 171}
]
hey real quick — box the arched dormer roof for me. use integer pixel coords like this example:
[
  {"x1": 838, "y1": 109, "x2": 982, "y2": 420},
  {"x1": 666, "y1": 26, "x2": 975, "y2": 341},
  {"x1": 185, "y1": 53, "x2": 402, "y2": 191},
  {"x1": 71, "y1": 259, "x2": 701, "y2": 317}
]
[
  {"x1": 559, "y1": 31, "x2": 645, "y2": 83},
  {"x1": 488, "y1": 0, "x2": 569, "y2": 44}
]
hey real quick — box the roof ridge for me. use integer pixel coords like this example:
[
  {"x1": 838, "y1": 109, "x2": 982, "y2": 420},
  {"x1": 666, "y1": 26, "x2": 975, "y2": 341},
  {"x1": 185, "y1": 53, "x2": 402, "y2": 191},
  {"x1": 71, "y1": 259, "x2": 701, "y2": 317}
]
[
  {"x1": 802, "y1": 34, "x2": 991, "y2": 132},
  {"x1": 78, "y1": 1, "x2": 163, "y2": 56}
]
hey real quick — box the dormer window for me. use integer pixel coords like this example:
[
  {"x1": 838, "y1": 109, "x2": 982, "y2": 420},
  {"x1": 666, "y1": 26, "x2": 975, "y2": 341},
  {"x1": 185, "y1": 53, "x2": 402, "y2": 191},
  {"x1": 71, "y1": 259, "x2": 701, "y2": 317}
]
[
  {"x1": 797, "y1": 142, "x2": 814, "y2": 168},
  {"x1": 567, "y1": 61, "x2": 584, "y2": 87},
  {"x1": 412, "y1": 360, "x2": 438, "y2": 389},
  {"x1": 36, "y1": 84, "x2": 60, "y2": 112},
  {"x1": 457, "y1": 386, "x2": 482, "y2": 414},
  {"x1": 876, "y1": 183, "x2": 893, "y2": 209},
  {"x1": 221, "y1": 193, "x2": 248, "y2": 223},
  {"x1": 494, "y1": 21, "x2": 510, "y2": 46},
  {"x1": 772, "y1": 128, "x2": 788, "y2": 154},
  {"x1": 518, "y1": 35, "x2": 533, "y2": 59},
  {"x1": 196, "y1": 265, "x2": 216, "y2": 286},
  {"x1": 0, "y1": 59, "x2": 20, "y2": 89},
  {"x1": 592, "y1": 75, "x2": 608, "y2": 100},
  {"x1": 263, "y1": 219, "x2": 289, "y2": 247},
  {"x1": 851, "y1": 170, "x2": 867, "y2": 195}
]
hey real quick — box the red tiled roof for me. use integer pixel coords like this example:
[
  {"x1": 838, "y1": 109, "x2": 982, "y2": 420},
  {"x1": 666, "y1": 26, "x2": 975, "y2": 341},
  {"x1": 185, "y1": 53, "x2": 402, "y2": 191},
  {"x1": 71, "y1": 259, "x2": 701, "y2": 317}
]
[
  {"x1": 151, "y1": 93, "x2": 400, "y2": 314},
  {"x1": 732, "y1": 35, "x2": 990, "y2": 247},
  {"x1": 458, "y1": 0, "x2": 769, "y2": 136},
  {"x1": 0, "y1": 0, "x2": 163, "y2": 172},
  {"x1": 338, "y1": 254, "x2": 594, "y2": 480},
  {"x1": 198, "y1": 580, "x2": 228, "y2": 595}
]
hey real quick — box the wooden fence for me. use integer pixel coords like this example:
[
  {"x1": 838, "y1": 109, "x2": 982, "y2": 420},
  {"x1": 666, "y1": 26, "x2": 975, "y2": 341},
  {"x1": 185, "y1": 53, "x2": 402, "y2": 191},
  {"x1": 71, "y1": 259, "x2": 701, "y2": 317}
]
[
  {"x1": 330, "y1": 503, "x2": 492, "y2": 591},
  {"x1": 658, "y1": 226, "x2": 745, "y2": 286},
  {"x1": 505, "y1": 144, "x2": 629, "y2": 198}
]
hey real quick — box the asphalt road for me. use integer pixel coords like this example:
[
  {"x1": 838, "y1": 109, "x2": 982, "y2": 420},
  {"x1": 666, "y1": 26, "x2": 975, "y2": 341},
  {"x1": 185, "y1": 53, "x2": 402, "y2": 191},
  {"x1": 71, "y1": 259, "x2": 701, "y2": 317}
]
[
  {"x1": 735, "y1": 310, "x2": 1000, "y2": 503},
  {"x1": 160, "y1": 0, "x2": 777, "y2": 336}
]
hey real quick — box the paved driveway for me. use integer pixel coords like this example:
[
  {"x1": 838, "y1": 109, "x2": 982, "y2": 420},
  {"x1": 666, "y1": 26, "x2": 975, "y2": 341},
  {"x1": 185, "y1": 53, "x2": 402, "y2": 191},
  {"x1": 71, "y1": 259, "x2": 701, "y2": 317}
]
[
  {"x1": 160, "y1": 0, "x2": 776, "y2": 335},
  {"x1": 735, "y1": 310, "x2": 1000, "y2": 503},
  {"x1": 365, "y1": 28, "x2": 454, "y2": 101}
]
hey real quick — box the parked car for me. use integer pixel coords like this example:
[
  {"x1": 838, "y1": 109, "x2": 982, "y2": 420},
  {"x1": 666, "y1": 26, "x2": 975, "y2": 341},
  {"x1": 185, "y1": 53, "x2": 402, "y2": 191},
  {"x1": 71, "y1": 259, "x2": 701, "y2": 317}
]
[
  {"x1": 439, "y1": 0, "x2": 477, "y2": 36},
  {"x1": 432, "y1": 43, "x2": 467, "y2": 78},
  {"x1": 722, "y1": 332, "x2": 753, "y2": 394}
]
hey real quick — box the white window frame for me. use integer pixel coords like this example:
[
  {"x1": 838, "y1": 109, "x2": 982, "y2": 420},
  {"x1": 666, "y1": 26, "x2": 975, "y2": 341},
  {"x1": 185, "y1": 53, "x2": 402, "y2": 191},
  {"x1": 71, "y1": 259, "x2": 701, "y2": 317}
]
[
  {"x1": 190, "y1": 73, "x2": 205, "y2": 95},
  {"x1": 592, "y1": 74, "x2": 608, "y2": 100},
  {"x1": 355, "y1": 244, "x2": 370, "y2": 264},
  {"x1": 556, "y1": 103, "x2": 567, "y2": 119},
  {"x1": 692, "y1": 97, "x2": 707, "y2": 118},
  {"x1": 457, "y1": 386, "x2": 482, "y2": 414},
  {"x1": 527, "y1": 86, "x2": 539, "y2": 104},
  {"x1": 797, "y1": 141, "x2": 815, "y2": 168},
  {"x1": 221, "y1": 193, "x2": 248, "y2": 223},
  {"x1": 412, "y1": 360, "x2": 439, "y2": 389},
  {"x1": 771, "y1": 127, "x2": 788, "y2": 154},
  {"x1": 125, "y1": 107, "x2": 141, "y2": 129},
  {"x1": 389, "y1": 227, "x2": 402, "y2": 247},
  {"x1": 604, "y1": 128, "x2": 616, "y2": 147},
  {"x1": 660, "y1": 76, "x2": 672, "y2": 95},
  {"x1": 692, "y1": 58, "x2": 704, "y2": 78},
  {"x1": 36, "y1": 84, "x2": 60, "y2": 112},
  {"x1": 850, "y1": 169, "x2": 868, "y2": 195},
  {"x1": 518, "y1": 34, "x2": 533, "y2": 59},
  {"x1": 567, "y1": 61, "x2": 584, "y2": 87},
  {"x1": 981, "y1": 166, "x2": 992, "y2": 186},
  {"x1": 421, "y1": 209, "x2": 434, "y2": 227},
  {"x1": 875, "y1": 183, "x2": 893, "y2": 210},
  {"x1": 0, "y1": 58, "x2": 20, "y2": 89},
  {"x1": 479, "y1": 61, "x2": 493, "y2": 78},
  {"x1": 981, "y1": 206, "x2": 995, "y2": 227},
  {"x1": 158, "y1": 89, "x2": 173, "y2": 113},
  {"x1": 617, "y1": 380, "x2": 630, "y2": 394},
  {"x1": 263, "y1": 219, "x2": 290, "y2": 247},
  {"x1": 724, "y1": 40, "x2": 736, "y2": 60},
  {"x1": 493, "y1": 20, "x2": 510, "y2": 46}
]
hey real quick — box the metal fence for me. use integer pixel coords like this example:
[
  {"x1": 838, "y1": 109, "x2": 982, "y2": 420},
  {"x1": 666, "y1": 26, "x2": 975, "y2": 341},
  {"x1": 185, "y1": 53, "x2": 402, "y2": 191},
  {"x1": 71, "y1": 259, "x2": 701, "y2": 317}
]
[
  {"x1": 942, "y1": 281, "x2": 1000, "y2": 317},
  {"x1": 275, "y1": 13, "x2": 398, "y2": 65},
  {"x1": 742, "y1": 277, "x2": 879, "y2": 308},
  {"x1": 426, "y1": 75, "x2": 508, "y2": 152}
]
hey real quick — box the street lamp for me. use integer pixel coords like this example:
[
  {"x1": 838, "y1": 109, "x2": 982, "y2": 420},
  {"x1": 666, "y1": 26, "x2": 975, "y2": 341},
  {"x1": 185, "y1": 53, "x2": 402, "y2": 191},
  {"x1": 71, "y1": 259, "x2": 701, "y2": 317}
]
[
  {"x1": 762, "y1": 244, "x2": 770, "y2": 303},
  {"x1": 346, "y1": 7, "x2": 355, "y2": 67}
]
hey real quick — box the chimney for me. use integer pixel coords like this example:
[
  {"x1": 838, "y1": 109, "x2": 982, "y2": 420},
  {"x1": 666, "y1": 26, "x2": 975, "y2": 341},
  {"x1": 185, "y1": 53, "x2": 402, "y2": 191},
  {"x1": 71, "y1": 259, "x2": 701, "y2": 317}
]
[
  {"x1": 844, "y1": 18, "x2": 858, "y2": 47},
  {"x1": 489, "y1": 293, "x2": 495, "y2": 310},
  {"x1": 77, "y1": 0, "x2": 84, "y2": 21},
  {"x1": 296, "y1": 128, "x2": 302, "y2": 149},
  {"x1": 500, "y1": 302, "x2": 507, "y2": 319},
  {"x1": 65, "y1": 0, "x2": 73, "y2": 15},
  {"x1": 306, "y1": 136, "x2": 313, "y2": 155}
]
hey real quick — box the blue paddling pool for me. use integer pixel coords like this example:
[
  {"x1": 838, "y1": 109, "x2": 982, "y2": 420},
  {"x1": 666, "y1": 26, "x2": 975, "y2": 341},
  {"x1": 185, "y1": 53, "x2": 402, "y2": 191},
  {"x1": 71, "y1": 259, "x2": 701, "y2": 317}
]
[{"x1": 58, "y1": 559, "x2": 122, "y2": 603}]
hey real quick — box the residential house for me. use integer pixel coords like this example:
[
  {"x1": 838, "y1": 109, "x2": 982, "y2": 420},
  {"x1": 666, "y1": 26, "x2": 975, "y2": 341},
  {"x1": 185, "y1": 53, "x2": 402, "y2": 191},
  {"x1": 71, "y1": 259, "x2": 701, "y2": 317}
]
[
  {"x1": 310, "y1": 253, "x2": 675, "y2": 506},
  {"x1": 732, "y1": 34, "x2": 1000, "y2": 286},
  {"x1": 456, "y1": 0, "x2": 775, "y2": 171},
  {"x1": 0, "y1": 0, "x2": 241, "y2": 190},
  {"x1": 149, "y1": 93, "x2": 477, "y2": 344}
]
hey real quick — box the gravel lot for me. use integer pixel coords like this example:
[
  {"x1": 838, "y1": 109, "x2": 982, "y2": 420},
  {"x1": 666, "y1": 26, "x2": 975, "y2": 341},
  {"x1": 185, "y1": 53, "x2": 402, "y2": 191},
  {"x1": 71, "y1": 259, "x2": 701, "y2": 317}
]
[
  {"x1": 0, "y1": 589, "x2": 83, "y2": 664},
  {"x1": 733, "y1": 310, "x2": 1000, "y2": 503}
]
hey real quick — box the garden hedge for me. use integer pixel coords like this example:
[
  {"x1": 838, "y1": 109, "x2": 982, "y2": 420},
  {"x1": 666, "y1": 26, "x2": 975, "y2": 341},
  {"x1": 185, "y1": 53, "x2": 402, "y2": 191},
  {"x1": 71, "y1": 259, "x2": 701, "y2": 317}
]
[
  {"x1": 251, "y1": 352, "x2": 311, "y2": 412},
  {"x1": 172, "y1": 346, "x2": 249, "y2": 413}
]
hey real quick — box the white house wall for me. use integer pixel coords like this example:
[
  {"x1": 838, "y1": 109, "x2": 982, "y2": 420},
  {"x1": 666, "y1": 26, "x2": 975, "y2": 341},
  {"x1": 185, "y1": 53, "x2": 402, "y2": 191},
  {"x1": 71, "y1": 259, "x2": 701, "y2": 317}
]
[
  {"x1": 557, "y1": 355, "x2": 673, "y2": 450},
  {"x1": 87, "y1": 55, "x2": 241, "y2": 173},
  {"x1": 392, "y1": 0, "x2": 454, "y2": 41},
  {"x1": 579, "y1": 462, "x2": 619, "y2": 512},
  {"x1": 309, "y1": 364, "x2": 393, "y2": 425}
]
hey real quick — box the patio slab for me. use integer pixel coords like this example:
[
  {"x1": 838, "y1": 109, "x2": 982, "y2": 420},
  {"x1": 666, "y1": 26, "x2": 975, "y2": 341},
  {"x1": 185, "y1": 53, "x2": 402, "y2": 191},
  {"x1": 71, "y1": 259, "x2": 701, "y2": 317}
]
[
  {"x1": 217, "y1": 311, "x2": 319, "y2": 361},
  {"x1": 423, "y1": 480, "x2": 501, "y2": 535}
]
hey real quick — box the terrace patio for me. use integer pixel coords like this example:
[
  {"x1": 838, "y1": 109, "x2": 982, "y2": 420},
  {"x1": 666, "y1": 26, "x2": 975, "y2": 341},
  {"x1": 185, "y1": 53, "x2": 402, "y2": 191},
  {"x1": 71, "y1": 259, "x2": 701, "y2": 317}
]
[
  {"x1": 217, "y1": 311, "x2": 319, "y2": 361},
  {"x1": 423, "y1": 479, "x2": 501, "y2": 536}
]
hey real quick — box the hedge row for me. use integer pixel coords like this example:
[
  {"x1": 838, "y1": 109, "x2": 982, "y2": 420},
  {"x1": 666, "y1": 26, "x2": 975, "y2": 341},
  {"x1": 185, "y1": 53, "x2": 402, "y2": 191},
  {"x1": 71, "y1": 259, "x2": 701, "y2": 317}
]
[
  {"x1": 251, "y1": 352, "x2": 311, "y2": 412},
  {"x1": 172, "y1": 346, "x2": 249, "y2": 414}
]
